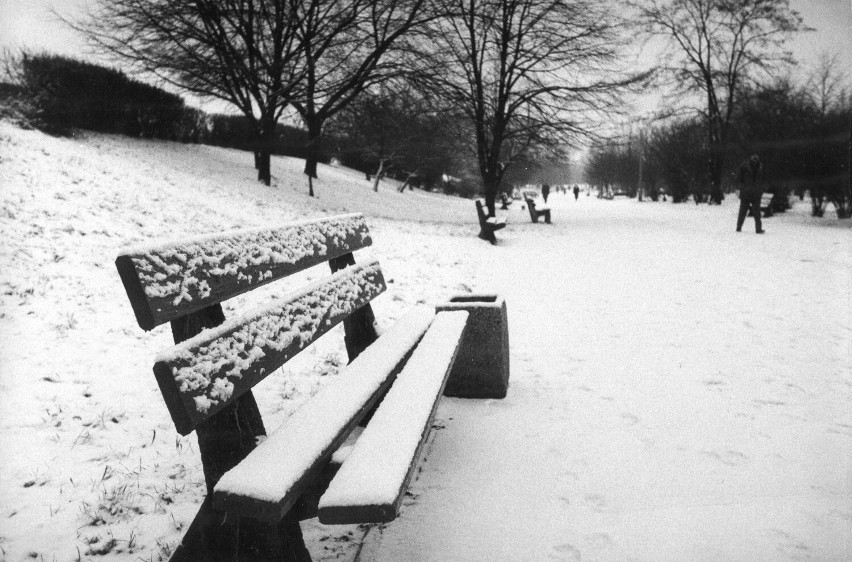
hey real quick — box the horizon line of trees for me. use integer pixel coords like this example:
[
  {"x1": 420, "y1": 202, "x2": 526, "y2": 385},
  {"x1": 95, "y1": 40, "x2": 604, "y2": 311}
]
[
  {"x1": 585, "y1": 65, "x2": 851, "y2": 219},
  {"x1": 3, "y1": 1, "x2": 847, "y2": 221},
  {"x1": 0, "y1": 51, "x2": 473, "y2": 193},
  {"x1": 67, "y1": 0, "x2": 651, "y2": 214}
]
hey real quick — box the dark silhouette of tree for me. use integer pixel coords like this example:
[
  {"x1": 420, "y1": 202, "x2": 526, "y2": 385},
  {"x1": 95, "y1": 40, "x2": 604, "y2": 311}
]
[
  {"x1": 289, "y1": 0, "x2": 433, "y2": 196},
  {"x1": 633, "y1": 0, "x2": 806, "y2": 204},
  {"x1": 6, "y1": 52, "x2": 200, "y2": 140},
  {"x1": 78, "y1": 0, "x2": 304, "y2": 185},
  {"x1": 645, "y1": 118, "x2": 708, "y2": 203},
  {"x1": 806, "y1": 51, "x2": 849, "y2": 118},
  {"x1": 334, "y1": 82, "x2": 456, "y2": 192},
  {"x1": 422, "y1": 0, "x2": 647, "y2": 217},
  {"x1": 733, "y1": 76, "x2": 851, "y2": 218}
]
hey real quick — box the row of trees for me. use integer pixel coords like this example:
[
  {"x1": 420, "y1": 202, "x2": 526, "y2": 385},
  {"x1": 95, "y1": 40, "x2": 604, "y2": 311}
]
[
  {"x1": 6, "y1": 1, "x2": 838, "y2": 219},
  {"x1": 586, "y1": 0, "x2": 850, "y2": 219},
  {"x1": 0, "y1": 51, "x2": 471, "y2": 192},
  {"x1": 1, "y1": 53, "x2": 342, "y2": 160},
  {"x1": 3, "y1": 53, "x2": 198, "y2": 138},
  {"x1": 74, "y1": 0, "x2": 647, "y2": 214},
  {"x1": 631, "y1": 0, "x2": 808, "y2": 205},
  {"x1": 585, "y1": 61, "x2": 851, "y2": 217}
]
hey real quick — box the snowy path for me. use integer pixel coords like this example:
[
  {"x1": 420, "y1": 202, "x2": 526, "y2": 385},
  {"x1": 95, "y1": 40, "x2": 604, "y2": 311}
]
[{"x1": 359, "y1": 195, "x2": 851, "y2": 561}]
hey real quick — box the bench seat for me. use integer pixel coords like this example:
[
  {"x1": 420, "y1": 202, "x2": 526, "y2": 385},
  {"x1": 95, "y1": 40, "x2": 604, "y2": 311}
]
[
  {"x1": 318, "y1": 310, "x2": 469, "y2": 524},
  {"x1": 212, "y1": 307, "x2": 437, "y2": 523}
]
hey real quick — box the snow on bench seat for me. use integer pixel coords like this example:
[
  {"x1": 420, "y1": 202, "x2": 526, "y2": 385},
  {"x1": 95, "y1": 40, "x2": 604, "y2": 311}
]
[
  {"x1": 317, "y1": 310, "x2": 469, "y2": 524},
  {"x1": 486, "y1": 216, "x2": 506, "y2": 225},
  {"x1": 211, "y1": 307, "x2": 436, "y2": 523}
]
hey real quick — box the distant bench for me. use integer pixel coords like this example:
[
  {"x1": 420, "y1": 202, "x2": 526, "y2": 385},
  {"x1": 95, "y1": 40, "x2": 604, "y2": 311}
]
[
  {"x1": 760, "y1": 192, "x2": 774, "y2": 217},
  {"x1": 475, "y1": 199, "x2": 507, "y2": 244},
  {"x1": 522, "y1": 192, "x2": 551, "y2": 224},
  {"x1": 115, "y1": 214, "x2": 470, "y2": 561}
]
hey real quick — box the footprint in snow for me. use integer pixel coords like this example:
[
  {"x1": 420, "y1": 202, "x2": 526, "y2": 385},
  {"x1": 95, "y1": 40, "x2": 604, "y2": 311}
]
[
  {"x1": 585, "y1": 533, "x2": 613, "y2": 549},
  {"x1": 700, "y1": 449, "x2": 749, "y2": 466},
  {"x1": 550, "y1": 543, "x2": 582, "y2": 561},
  {"x1": 620, "y1": 412, "x2": 639, "y2": 426},
  {"x1": 583, "y1": 494, "x2": 607, "y2": 512}
]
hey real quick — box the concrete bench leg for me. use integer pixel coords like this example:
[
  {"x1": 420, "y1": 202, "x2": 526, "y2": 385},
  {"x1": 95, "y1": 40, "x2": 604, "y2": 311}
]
[{"x1": 478, "y1": 227, "x2": 497, "y2": 244}]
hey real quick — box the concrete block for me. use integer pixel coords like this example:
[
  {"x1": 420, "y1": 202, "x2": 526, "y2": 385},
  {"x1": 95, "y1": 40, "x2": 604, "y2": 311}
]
[{"x1": 436, "y1": 294, "x2": 509, "y2": 399}]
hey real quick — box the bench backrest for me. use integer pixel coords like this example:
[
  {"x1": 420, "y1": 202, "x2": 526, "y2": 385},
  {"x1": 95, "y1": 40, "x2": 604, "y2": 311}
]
[
  {"x1": 116, "y1": 214, "x2": 385, "y2": 436},
  {"x1": 524, "y1": 197, "x2": 538, "y2": 220}
]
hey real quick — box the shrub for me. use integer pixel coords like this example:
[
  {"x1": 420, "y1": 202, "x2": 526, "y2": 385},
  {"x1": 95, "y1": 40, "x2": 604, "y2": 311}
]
[{"x1": 12, "y1": 53, "x2": 192, "y2": 139}]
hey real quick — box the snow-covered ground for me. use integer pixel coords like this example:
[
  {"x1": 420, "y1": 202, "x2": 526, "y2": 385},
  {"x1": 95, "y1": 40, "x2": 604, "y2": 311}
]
[{"x1": 1, "y1": 121, "x2": 849, "y2": 561}]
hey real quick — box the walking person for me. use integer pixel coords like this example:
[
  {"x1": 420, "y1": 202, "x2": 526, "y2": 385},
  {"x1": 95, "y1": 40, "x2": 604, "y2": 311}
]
[
  {"x1": 541, "y1": 184, "x2": 551, "y2": 203},
  {"x1": 573, "y1": 184, "x2": 580, "y2": 200},
  {"x1": 736, "y1": 152, "x2": 765, "y2": 234}
]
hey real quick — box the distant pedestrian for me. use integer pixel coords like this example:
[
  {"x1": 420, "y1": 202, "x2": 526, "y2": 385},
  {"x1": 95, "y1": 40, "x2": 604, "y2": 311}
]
[
  {"x1": 573, "y1": 185, "x2": 580, "y2": 200},
  {"x1": 541, "y1": 184, "x2": 551, "y2": 203},
  {"x1": 736, "y1": 152, "x2": 765, "y2": 234}
]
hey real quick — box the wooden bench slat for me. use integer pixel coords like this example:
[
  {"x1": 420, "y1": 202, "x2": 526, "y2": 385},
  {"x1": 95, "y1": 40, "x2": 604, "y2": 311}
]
[
  {"x1": 317, "y1": 310, "x2": 469, "y2": 525},
  {"x1": 211, "y1": 307, "x2": 438, "y2": 523},
  {"x1": 154, "y1": 261, "x2": 386, "y2": 435},
  {"x1": 116, "y1": 214, "x2": 373, "y2": 330}
]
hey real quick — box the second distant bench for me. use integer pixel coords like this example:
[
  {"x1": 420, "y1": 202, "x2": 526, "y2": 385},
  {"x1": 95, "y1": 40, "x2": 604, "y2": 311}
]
[{"x1": 523, "y1": 191, "x2": 551, "y2": 224}]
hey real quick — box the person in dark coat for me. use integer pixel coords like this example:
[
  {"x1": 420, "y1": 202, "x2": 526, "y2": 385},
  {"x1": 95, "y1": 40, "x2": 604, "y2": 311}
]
[
  {"x1": 736, "y1": 153, "x2": 765, "y2": 234},
  {"x1": 541, "y1": 183, "x2": 550, "y2": 203},
  {"x1": 573, "y1": 184, "x2": 580, "y2": 200}
]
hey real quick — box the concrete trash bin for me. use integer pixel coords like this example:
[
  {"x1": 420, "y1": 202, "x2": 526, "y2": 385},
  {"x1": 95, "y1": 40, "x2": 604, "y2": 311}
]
[{"x1": 436, "y1": 294, "x2": 509, "y2": 399}]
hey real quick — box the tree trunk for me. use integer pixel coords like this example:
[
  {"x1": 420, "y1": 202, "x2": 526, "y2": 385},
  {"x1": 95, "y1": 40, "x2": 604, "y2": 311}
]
[
  {"x1": 256, "y1": 117, "x2": 275, "y2": 186},
  {"x1": 482, "y1": 176, "x2": 498, "y2": 217},
  {"x1": 372, "y1": 160, "x2": 385, "y2": 192},
  {"x1": 303, "y1": 116, "x2": 321, "y2": 196},
  {"x1": 708, "y1": 150, "x2": 724, "y2": 204},
  {"x1": 257, "y1": 151, "x2": 271, "y2": 185}
]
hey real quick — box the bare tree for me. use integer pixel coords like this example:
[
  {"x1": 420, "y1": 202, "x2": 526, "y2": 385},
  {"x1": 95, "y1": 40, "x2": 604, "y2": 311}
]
[
  {"x1": 77, "y1": 0, "x2": 304, "y2": 185},
  {"x1": 807, "y1": 51, "x2": 850, "y2": 118},
  {"x1": 289, "y1": 0, "x2": 433, "y2": 196},
  {"x1": 420, "y1": 0, "x2": 647, "y2": 217},
  {"x1": 336, "y1": 81, "x2": 455, "y2": 192},
  {"x1": 633, "y1": 0, "x2": 806, "y2": 204}
]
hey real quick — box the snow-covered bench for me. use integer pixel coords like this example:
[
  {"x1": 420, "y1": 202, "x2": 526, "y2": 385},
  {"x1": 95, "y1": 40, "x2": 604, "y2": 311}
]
[
  {"x1": 475, "y1": 199, "x2": 507, "y2": 244},
  {"x1": 523, "y1": 195, "x2": 551, "y2": 224},
  {"x1": 760, "y1": 192, "x2": 774, "y2": 217},
  {"x1": 115, "y1": 214, "x2": 469, "y2": 561}
]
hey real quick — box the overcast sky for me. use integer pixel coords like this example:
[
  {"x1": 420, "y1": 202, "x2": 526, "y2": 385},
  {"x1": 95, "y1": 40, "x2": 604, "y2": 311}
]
[
  {"x1": 2, "y1": 0, "x2": 849, "y2": 66},
  {"x1": 1, "y1": 0, "x2": 849, "y2": 121}
]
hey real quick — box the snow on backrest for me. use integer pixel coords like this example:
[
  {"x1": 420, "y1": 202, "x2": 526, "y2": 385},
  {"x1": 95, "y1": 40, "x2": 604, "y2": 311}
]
[
  {"x1": 116, "y1": 214, "x2": 372, "y2": 330},
  {"x1": 153, "y1": 260, "x2": 386, "y2": 435}
]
